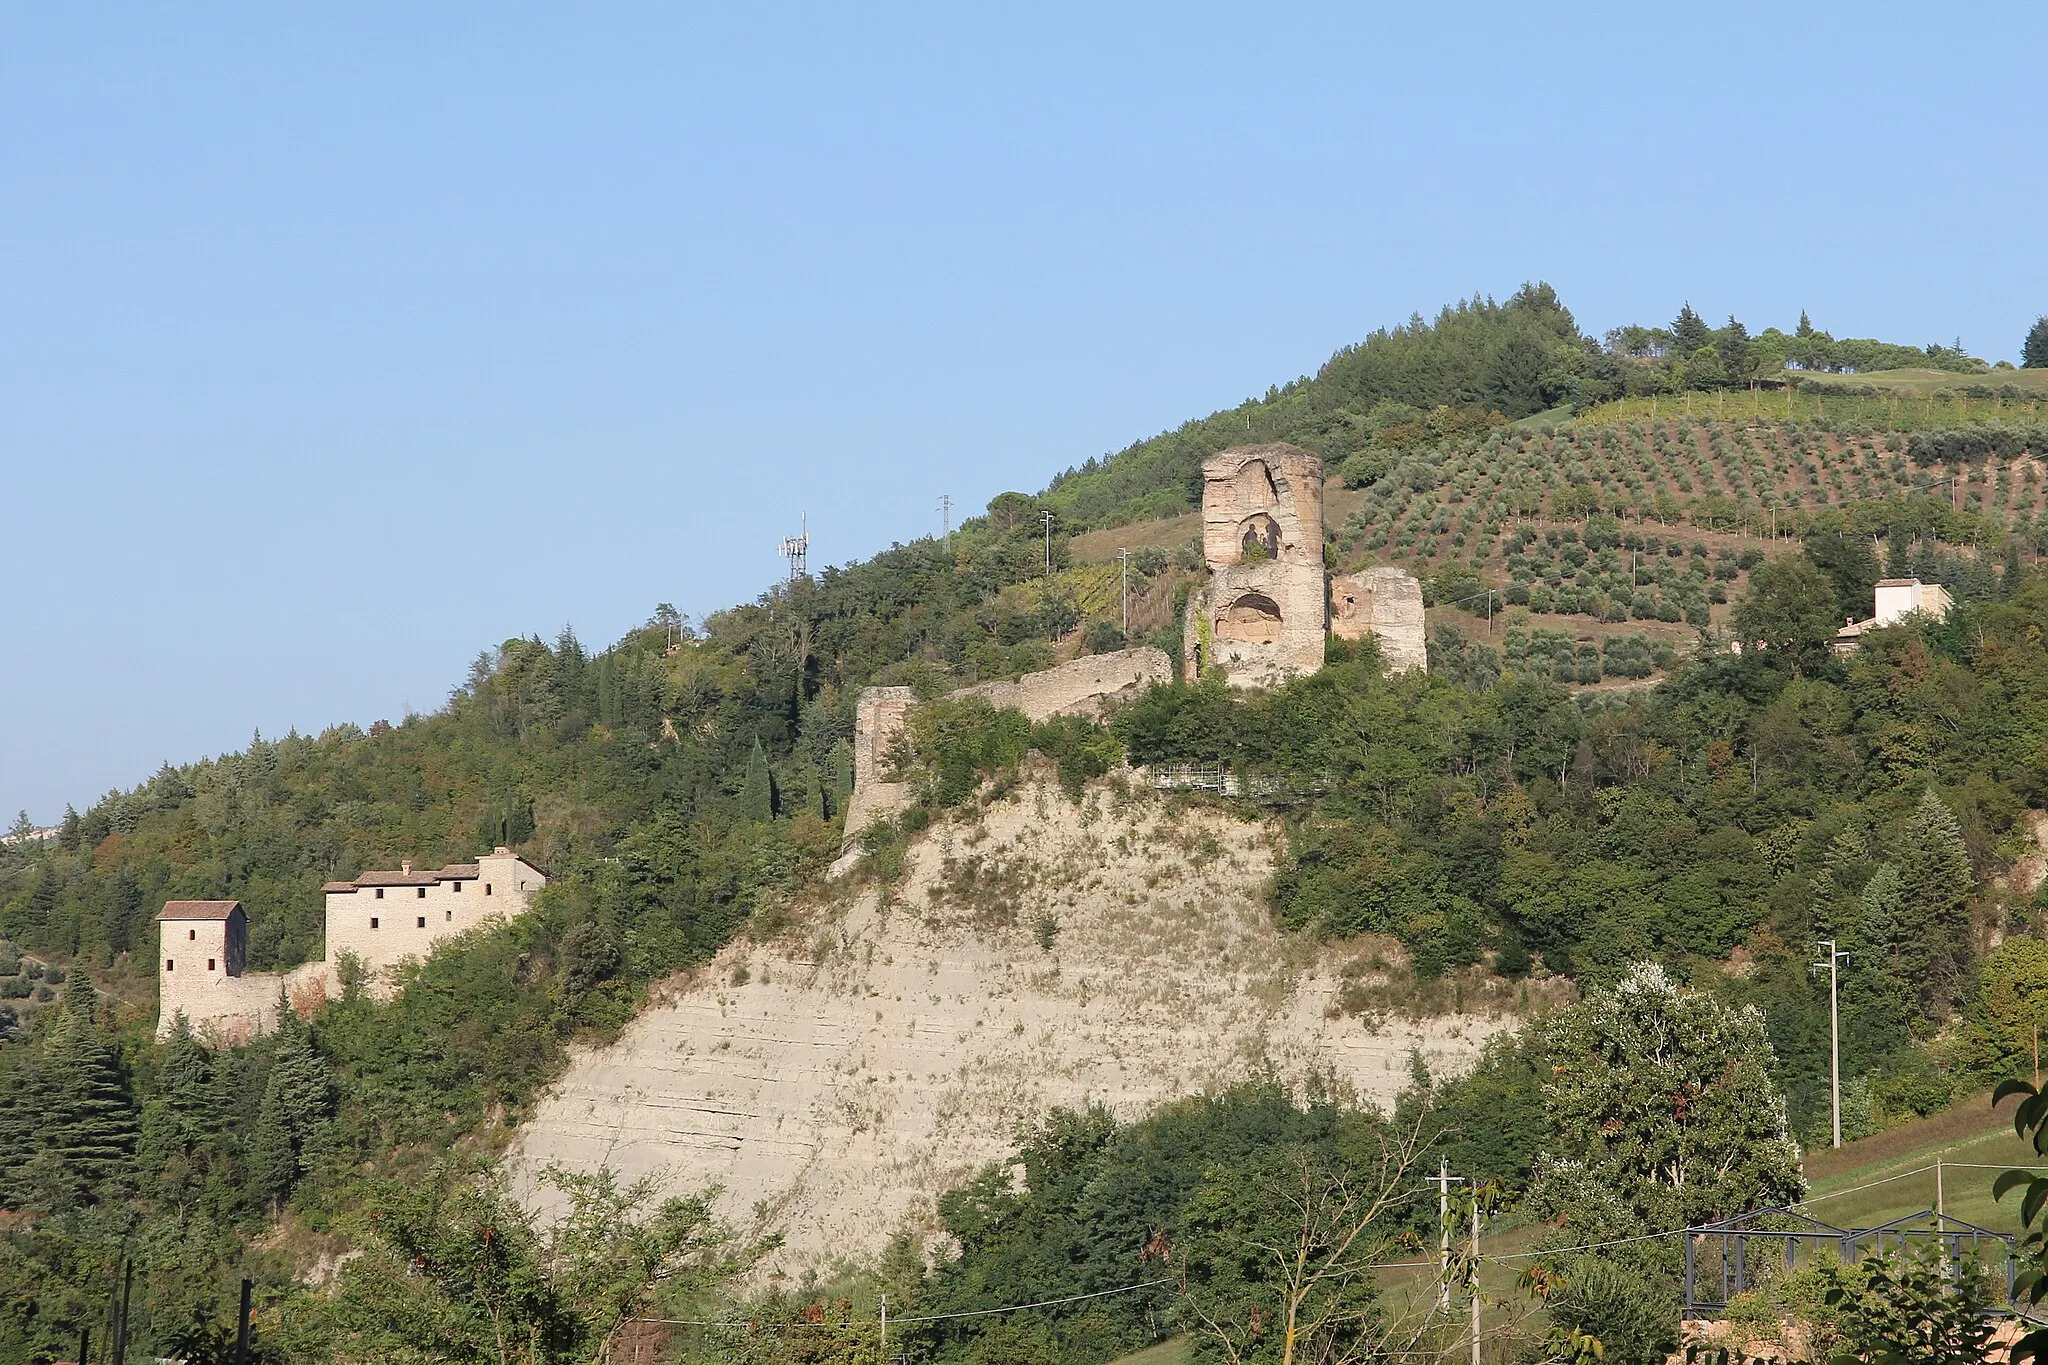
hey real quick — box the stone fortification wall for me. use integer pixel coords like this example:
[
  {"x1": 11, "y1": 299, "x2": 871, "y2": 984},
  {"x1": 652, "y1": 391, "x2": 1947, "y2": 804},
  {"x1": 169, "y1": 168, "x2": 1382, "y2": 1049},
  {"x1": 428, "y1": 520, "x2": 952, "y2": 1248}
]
[
  {"x1": 948, "y1": 647, "x2": 1172, "y2": 722},
  {"x1": 1330, "y1": 567, "x2": 1428, "y2": 673},
  {"x1": 835, "y1": 687, "x2": 919, "y2": 869},
  {"x1": 834, "y1": 650, "x2": 1172, "y2": 866}
]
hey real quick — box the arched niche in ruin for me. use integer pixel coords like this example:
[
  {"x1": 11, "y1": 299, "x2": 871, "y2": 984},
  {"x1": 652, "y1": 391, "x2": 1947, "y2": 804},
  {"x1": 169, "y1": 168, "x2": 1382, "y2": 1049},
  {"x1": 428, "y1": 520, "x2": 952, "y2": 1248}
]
[
  {"x1": 1238, "y1": 513, "x2": 1281, "y2": 561},
  {"x1": 1232, "y1": 458, "x2": 1279, "y2": 509},
  {"x1": 1216, "y1": 591, "x2": 1284, "y2": 644}
]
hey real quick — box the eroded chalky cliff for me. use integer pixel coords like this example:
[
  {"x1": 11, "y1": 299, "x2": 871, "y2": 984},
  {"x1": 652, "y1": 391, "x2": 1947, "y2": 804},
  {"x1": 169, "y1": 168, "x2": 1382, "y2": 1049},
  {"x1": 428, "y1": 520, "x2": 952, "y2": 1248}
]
[{"x1": 508, "y1": 771, "x2": 1510, "y2": 1274}]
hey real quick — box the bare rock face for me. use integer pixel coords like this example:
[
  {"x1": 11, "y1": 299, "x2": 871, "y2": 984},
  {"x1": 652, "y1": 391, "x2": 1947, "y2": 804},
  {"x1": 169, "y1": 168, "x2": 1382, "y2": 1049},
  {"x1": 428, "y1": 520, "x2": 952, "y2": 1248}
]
[
  {"x1": 1330, "y1": 567, "x2": 1428, "y2": 674},
  {"x1": 508, "y1": 772, "x2": 1507, "y2": 1276}
]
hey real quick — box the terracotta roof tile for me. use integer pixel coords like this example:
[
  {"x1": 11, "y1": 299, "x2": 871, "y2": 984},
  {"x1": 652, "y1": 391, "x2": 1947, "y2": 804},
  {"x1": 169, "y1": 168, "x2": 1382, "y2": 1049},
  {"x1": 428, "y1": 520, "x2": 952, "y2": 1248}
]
[
  {"x1": 326, "y1": 859, "x2": 490, "y2": 891},
  {"x1": 157, "y1": 899, "x2": 242, "y2": 921}
]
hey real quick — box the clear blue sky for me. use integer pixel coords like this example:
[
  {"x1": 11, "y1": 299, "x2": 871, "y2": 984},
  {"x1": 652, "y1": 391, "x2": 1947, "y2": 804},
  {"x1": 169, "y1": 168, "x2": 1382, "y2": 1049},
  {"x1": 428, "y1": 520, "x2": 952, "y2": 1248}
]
[{"x1": 4, "y1": 3, "x2": 2043, "y2": 823}]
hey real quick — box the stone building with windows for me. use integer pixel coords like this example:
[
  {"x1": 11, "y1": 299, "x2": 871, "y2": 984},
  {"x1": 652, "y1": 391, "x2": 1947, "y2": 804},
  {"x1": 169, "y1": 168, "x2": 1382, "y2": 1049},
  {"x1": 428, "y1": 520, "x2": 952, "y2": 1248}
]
[{"x1": 156, "y1": 846, "x2": 547, "y2": 1044}]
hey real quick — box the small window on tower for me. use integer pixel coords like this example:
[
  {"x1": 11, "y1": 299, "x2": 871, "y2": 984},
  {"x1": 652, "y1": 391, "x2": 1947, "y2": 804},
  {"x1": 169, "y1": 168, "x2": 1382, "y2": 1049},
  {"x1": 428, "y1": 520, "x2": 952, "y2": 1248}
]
[
  {"x1": 417, "y1": 886, "x2": 426, "y2": 899},
  {"x1": 375, "y1": 887, "x2": 385, "y2": 899},
  {"x1": 485, "y1": 884, "x2": 493, "y2": 896},
  {"x1": 166, "y1": 959, "x2": 174, "y2": 971},
  {"x1": 417, "y1": 916, "x2": 426, "y2": 928},
  {"x1": 452, "y1": 880, "x2": 462, "y2": 892},
  {"x1": 445, "y1": 909, "x2": 453, "y2": 921},
  {"x1": 208, "y1": 958, "x2": 216, "y2": 971},
  {"x1": 188, "y1": 929, "x2": 196, "y2": 940},
  {"x1": 371, "y1": 917, "x2": 380, "y2": 929}
]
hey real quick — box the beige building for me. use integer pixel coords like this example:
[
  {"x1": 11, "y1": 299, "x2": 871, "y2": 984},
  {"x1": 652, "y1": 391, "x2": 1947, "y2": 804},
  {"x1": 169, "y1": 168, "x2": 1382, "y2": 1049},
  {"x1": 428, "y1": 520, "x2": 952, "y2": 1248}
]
[
  {"x1": 320, "y1": 848, "x2": 546, "y2": 980},
  {"x1": 156, "y1": 847, "x2": 547, "y2": 1044},
  {"x1": 1832, "y1": 577, "x2": 1953, "y2": 653}
]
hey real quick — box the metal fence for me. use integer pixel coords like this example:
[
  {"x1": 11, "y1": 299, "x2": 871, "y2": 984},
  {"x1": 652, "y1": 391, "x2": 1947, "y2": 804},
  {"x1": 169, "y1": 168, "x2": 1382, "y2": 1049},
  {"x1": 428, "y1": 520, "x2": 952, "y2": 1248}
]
[{"x1": 1681, "y1": 1207, "x2": 2018, "y2": 1319}]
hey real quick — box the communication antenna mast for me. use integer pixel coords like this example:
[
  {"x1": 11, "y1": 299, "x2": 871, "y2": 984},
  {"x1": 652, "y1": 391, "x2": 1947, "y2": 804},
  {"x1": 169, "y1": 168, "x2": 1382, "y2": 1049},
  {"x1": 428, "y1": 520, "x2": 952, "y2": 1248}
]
[
  {"x1": 779, "y1": 512, "x2": 810, "y2": 581},
  {"x1": 938, "y1": 494, "x2": 952, "y2": 541}
]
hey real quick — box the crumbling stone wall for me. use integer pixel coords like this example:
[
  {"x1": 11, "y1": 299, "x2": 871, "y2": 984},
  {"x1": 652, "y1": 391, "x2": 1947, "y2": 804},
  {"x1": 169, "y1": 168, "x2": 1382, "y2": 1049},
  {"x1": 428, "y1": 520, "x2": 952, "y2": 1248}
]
[
  {"x1": 835, "y1": 650, "x2": 1173, "y2": 866},
  {"x1": 1186, "y1": 444, "x2": 1328, "y2": 687},
  {"x1": 836, "y1": 687, "x2": 919, "y2": 868},
  {"x1": 1330, "y1": 567, "x2": 1428, "y2": 674},
  {"x1": 949, "y1": 647, "x2": 1172, "y2": 722}
]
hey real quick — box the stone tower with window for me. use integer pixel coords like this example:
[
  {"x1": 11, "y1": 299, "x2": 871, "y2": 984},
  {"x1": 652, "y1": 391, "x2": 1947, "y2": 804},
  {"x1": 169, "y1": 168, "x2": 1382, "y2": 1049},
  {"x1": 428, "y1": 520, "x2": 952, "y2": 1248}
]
[{"x1": 1182, "y1": 443, "x2": 1329, "y2": 687}]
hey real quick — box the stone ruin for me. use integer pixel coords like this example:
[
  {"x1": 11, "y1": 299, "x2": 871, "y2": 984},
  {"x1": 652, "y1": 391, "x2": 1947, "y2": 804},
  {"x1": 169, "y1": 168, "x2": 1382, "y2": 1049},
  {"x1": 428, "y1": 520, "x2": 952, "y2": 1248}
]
[
  {"x1": 1331, "y1": 565, "x2": 1428, "y2": 673},
  {"x1": 1180, "y1": 443, "x2": 1425, "y2": 685},
  {"x1": 833, "y1": 648, "x2": 1173, "y2": 868},
  {"x1": 833, "y1": 443, "x2": 1431, "y2": 866},
  {"x1": 1182, "y1": 444, "x2": 1330, "y2": 689}
]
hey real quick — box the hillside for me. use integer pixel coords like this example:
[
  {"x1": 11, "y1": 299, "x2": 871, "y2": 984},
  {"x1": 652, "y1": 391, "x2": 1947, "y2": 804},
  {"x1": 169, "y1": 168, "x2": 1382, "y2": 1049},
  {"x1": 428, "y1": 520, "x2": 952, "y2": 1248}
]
[
  {"x1": 1037, "y1": 285, "x2": 2015, "y2": 534},
  {"x1": 507, "y1": 767, "x2": 1523, "y2": 1274},
  {"x1": 6, "y1": 283, "x2": 2048, "y2": 1361}
]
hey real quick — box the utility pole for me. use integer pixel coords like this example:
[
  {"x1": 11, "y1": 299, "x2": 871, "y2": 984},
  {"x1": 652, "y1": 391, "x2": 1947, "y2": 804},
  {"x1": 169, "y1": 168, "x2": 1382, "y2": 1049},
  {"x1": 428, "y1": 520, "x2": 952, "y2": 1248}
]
[
  {"x1": 1042, "y1": 510, "x2": 1054, "y2": 577},
  {"x1": 1469, "y1": 1191, "x2": 1483, "y2": 1365},
  {"x1": 880, "y1": 1293, "x2": 888, "y2": 1365},
  {"x1": 1426, "y1": 1159, "x2": 1466, "y2": 1314},
  {"x1": 1813, "y1": 939, "x2": 1848, "y2": 1147},
  {"x1": 1118, "y1": 548, "x2": 1132, "y2": 644},
  {"x1": 111, "y1": 1260, "x2": 133, "y2": 1365}
]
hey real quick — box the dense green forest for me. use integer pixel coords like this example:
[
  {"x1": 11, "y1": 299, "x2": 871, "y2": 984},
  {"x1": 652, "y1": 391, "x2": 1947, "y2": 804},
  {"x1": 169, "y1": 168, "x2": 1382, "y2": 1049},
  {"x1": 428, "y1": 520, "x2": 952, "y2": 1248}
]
[{"x1": 7, "y1": 285, "x2": 2048, "y2": 1362}]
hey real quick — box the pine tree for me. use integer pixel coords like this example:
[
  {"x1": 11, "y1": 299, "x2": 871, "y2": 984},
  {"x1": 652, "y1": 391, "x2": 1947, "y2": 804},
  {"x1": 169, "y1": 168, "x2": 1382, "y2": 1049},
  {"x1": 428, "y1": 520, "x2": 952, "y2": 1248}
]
[
  {"x1": 138, "y1": 1015, "x2": 217, "y2": 1198},
  {"x1": 1797, "y1": 310, "x2": 1815, "y2": 338},
  {"x1": 740, "y1": 738, "x2": 775, "y2": 823},
  {"x1": 248, "y1": 1015, "x2": 335, "y2": 1208},
  {"x1": 2025, "y1": 316, "x2": 2048, "y2": 369},
  {"x1": 1718, "y1": 315, "x2": 1752, "y2": 386},
  {"x1": 35, "y1": 977, "x2": 140, "y2": 1199},
  {"x1": 248, "y1": 1087, "x2": 297, "y2": 1211},
  {"x1": 1672, "y1": 303, "x2": 1712, "y2": 357},
  {"x1": 1893, "y1": 788, "x2": 1975, "y2": 1021}
]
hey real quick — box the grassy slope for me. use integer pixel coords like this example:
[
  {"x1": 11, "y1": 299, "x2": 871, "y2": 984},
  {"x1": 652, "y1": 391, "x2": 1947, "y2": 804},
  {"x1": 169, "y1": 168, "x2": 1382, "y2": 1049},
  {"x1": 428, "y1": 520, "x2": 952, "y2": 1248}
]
[
  {"x1": 1798, "y1": 1093, "x2": 2039, "y2": 1236},
  {"x1": 1798, "y1": 367, "x2": 2048, "y2": 396}
]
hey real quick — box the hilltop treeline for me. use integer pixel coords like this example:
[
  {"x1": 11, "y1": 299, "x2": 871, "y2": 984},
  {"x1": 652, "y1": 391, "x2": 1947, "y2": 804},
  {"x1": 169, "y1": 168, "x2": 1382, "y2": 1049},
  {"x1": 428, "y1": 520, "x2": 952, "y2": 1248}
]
[{"x1": 1041, "y1": 285, "x2": 2012, "y2": 532}]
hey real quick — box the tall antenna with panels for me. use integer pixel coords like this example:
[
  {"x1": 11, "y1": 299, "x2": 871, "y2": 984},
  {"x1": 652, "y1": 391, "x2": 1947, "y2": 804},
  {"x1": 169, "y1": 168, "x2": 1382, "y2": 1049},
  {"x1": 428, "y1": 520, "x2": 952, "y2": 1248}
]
[{"x1": 779, "y1": 512, "x2": 810, "y2": 581}]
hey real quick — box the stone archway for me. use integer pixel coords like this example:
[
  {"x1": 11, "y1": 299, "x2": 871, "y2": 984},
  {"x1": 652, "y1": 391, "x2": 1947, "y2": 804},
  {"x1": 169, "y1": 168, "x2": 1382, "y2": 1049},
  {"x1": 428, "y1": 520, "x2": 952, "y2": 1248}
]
[{"x1": 1216, "y1": 592, "x2": 1284, "y2": 644}]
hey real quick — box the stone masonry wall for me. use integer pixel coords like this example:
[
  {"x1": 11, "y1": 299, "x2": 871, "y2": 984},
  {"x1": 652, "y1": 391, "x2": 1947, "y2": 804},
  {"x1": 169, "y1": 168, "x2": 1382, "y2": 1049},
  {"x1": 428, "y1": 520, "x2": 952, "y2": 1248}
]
[
  {"x1": 1330, "y1": 566, "x2": 1428, "y2": 673},
  {"x1": 834, "y1": 649, "x2": 1173, "y2": 866},
  {"x1": 159, "y1": 851, "x2": 545, "y2": 1042},
  {"x1": 322, "y1": 850, "x2": 544, "y2": 987},
  {"x1": 1191, "y1": 444, "x2": 1327, "y2": 687}
]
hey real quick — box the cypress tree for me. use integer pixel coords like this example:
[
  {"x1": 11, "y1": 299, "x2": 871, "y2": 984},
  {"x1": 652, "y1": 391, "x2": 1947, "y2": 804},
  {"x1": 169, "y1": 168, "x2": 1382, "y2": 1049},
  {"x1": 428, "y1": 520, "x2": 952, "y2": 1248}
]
[
  {"x1": 740, "y1": 738, "x2": 775, "y2": 823},
  {"x1": 1672, "y1": 303, "x2": 1712, "y2": 357},
  {"x1": 1718, "y1": 315, "x2": 1751, "y2": 387},
  {"x1": 2024, "y1": 316, "x2": 2048, "y2": 369},
  {"x1": 1893, "y1": 788, "x2": 1975, "y2": 1021}
]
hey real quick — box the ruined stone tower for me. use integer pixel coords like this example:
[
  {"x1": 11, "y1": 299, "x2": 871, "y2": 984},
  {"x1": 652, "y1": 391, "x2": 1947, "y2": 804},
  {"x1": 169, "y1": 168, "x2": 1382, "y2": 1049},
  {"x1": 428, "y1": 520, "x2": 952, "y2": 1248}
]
[{"x1": 1182, "y1": 443, "x2": 1328, "y2": 688}]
